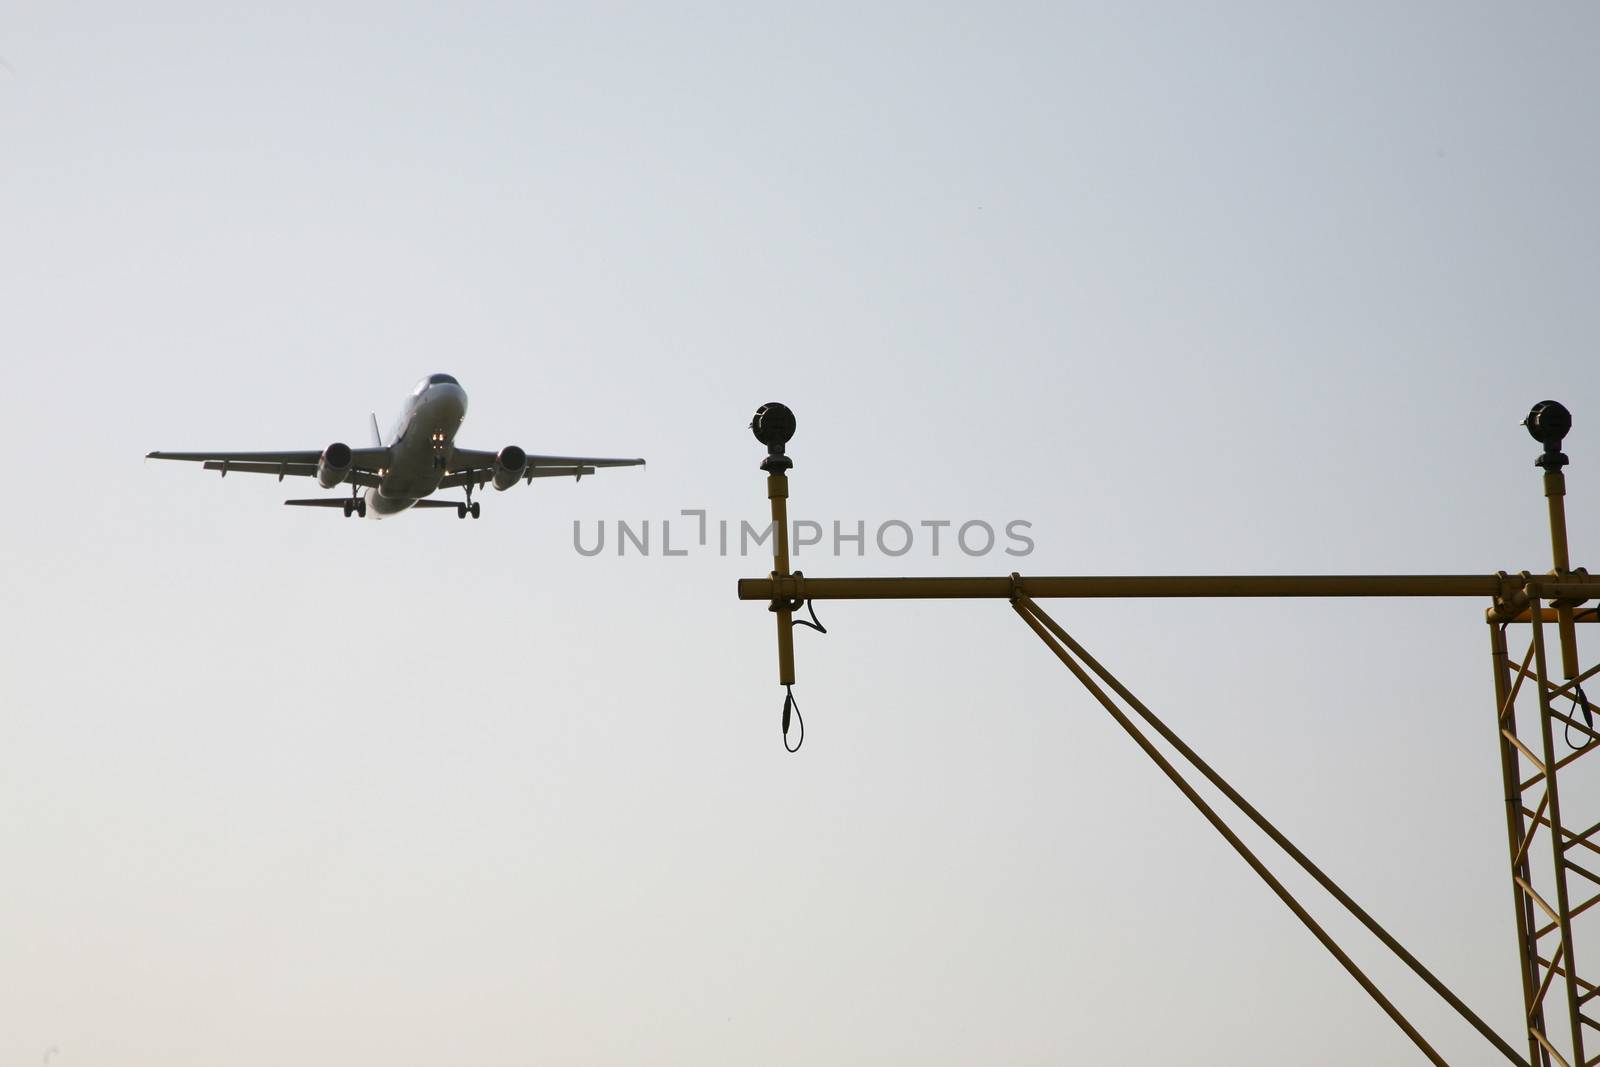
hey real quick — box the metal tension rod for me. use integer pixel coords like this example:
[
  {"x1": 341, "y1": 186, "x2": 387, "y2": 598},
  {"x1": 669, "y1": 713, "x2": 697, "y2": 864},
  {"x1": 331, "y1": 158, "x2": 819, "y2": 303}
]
[
  {"x1": 1009, "y1": 593, "x2": 1452, "y2": 1064},
  {"x1": 1013, "y1": 593, "x2": 1528, "y2": 1067}
]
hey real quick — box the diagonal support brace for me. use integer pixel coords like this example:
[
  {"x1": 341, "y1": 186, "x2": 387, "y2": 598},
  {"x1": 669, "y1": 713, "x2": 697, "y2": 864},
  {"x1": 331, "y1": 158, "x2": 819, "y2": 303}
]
[{"x1": 1012, "y1": 594, "x2": 1527, "y2": 1066}]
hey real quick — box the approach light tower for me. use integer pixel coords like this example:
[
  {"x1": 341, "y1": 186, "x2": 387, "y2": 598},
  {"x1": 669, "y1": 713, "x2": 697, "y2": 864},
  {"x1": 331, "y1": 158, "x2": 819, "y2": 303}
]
[{"x1": 740, "y1": 400, "x2": 1597, "y2": 1067}]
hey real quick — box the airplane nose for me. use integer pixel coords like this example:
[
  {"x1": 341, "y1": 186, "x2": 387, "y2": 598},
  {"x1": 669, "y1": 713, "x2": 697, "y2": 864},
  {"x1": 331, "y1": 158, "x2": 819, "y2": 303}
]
[{"x1": 434, "y1": 382, "x2": 468, "y2": 417}]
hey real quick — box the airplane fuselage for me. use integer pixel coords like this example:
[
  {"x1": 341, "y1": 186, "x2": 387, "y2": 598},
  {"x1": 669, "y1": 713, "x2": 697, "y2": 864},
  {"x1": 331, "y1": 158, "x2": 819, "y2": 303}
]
[{"x1": 367, "y1": 375, "x2": 470, "y2": 517}]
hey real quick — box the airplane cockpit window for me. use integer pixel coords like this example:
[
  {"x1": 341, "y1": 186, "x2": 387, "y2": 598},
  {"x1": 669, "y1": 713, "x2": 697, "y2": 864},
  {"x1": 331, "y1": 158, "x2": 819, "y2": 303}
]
[{"x1": 413, "y1": 373, "x2": 459, "y2": 396}]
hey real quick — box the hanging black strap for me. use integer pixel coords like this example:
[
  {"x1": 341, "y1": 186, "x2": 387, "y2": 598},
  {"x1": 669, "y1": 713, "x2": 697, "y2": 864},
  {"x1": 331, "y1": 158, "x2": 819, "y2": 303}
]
[
  {"x1": 1564, "y1": 681, "x2": 1594, "y2": 750},
  {"x1": 792, "y1": 597, "x2": 826, "y2": 634},
  {"x1": 781, "y1": 685, "x2": 804, "y2": 753}
]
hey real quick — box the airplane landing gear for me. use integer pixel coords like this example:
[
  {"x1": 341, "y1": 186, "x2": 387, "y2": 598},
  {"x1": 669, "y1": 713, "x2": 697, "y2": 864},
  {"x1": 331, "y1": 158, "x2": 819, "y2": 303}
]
[
  {"x1": 459, "y1": 483, "x2": 480, "y2": 520},
  {"x1": 344, "y1": 489, "x2": 367, "y2": 518}
]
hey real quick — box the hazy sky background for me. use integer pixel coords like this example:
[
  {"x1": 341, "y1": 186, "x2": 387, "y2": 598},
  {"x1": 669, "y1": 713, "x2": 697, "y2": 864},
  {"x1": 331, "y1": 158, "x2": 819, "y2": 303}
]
[{"x1": 3, "y1": 3, "x2": 1598, "y2": 1064}]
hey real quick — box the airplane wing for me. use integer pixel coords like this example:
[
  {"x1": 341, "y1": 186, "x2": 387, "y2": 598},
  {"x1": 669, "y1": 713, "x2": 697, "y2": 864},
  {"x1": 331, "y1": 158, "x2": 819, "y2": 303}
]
[
  {"x1": 446, "y1": 447, "x2": 644, "y2": 487},
  {"x1": 146, "y1": 448, "x2": 390, "y2": 486}
]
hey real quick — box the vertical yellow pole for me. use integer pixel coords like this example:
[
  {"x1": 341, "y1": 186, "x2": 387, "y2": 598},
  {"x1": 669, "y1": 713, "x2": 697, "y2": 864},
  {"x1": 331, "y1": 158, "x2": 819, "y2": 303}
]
[
  {"x1": 769, "y1": 471, "x2": 795, "y2": 686},
  {"x1": 1544, "y1": 467, "x2": 1580, "y2": 680},
  {"x1": 751, "y1": 402, "x2": 800, "y2": 690},
  {"x1": 1530, "y1": 597, "x2": 1587, "y2": 1065},
  {"x1": 1491, "y1": 622, "x2": 1548, "y2": 1067},
  {"x1": 1528, "y1": 400, "x2": 1580, "y2": 681}
]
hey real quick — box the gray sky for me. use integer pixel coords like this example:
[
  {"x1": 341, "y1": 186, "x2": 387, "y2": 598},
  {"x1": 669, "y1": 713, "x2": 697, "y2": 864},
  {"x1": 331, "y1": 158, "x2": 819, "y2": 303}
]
[{"x1": 2, "y1": 3, "x2": 1597, "y2": 1064}]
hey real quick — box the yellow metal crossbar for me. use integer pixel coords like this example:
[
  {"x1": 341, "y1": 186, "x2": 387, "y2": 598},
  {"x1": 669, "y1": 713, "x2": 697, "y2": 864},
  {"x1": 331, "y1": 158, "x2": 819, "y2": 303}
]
[{"x1": 740, "y1": 572, "x2": 1600, "y2": 603}]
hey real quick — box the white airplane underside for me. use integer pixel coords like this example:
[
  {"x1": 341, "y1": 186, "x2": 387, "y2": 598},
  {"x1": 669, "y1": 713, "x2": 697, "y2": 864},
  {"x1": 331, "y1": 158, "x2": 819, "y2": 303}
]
[{"x1": 147, "y1": 374, "x2": 644, "y2": 519}]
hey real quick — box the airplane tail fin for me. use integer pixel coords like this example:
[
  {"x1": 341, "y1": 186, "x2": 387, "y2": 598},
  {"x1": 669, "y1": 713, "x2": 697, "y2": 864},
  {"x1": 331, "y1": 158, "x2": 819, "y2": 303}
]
[{"x1": 370, "y1": 413, "x2": 384, "y2": 447}]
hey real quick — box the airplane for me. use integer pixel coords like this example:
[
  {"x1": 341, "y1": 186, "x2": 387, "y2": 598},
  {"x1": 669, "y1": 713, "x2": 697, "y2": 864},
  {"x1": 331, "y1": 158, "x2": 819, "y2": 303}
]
[{"x1": 147, "y1": 373, "x2": 644, "y2": 519}]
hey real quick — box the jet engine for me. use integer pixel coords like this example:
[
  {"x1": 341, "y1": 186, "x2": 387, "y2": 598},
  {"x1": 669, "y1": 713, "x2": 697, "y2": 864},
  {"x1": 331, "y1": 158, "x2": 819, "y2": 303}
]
[
  {"x1": 493, "y1": 445, "x2": 527, "y2": 491},
  {"x1": 317, "y1": 442, "x2": 353, "y2": 488}
]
